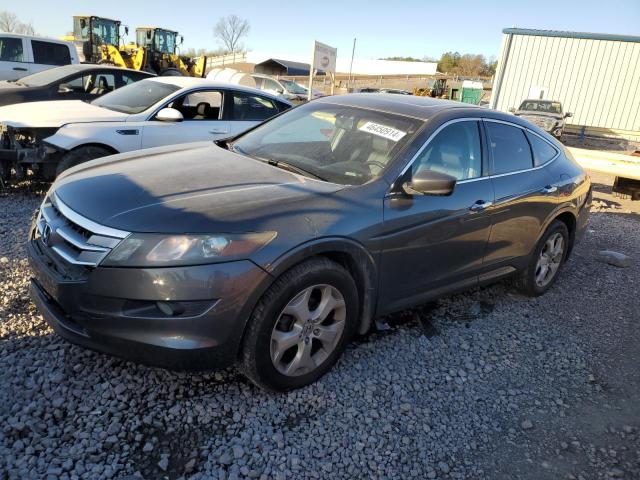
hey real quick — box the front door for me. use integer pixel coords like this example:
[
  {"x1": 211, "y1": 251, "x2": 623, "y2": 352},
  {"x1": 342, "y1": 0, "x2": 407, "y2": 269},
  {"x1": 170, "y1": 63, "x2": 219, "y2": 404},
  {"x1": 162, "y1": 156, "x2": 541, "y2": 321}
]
[
  {"x1": 0, "y1": 37, "x2": 30, "y2": 81},
  {"x1": 141, "y1": 89, "x2": 231, "y2": 148},
  {"x1": 378, "y1": 120, "x2": 494, "y2": 314}
]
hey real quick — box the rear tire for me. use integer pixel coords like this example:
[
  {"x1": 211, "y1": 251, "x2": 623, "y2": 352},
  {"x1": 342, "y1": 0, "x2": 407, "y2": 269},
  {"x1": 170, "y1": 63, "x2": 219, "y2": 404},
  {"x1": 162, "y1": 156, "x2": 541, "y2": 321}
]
[
  {"x1": 240, "y1": 257, "x2": 359, "y2": 392},
  {"x1": 516, "y1": 220, "x2": 569, "y2": 296},
  {"x1": 55, "y1": 146, "x2": 112, "y2": 177}
]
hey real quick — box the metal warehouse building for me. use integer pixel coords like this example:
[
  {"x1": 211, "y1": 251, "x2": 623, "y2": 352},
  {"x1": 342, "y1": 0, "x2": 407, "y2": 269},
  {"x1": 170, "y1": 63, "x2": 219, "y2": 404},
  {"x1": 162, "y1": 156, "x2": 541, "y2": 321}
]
[{"x1": 491, "y1": 28, "x2": 640, "y2": 140}]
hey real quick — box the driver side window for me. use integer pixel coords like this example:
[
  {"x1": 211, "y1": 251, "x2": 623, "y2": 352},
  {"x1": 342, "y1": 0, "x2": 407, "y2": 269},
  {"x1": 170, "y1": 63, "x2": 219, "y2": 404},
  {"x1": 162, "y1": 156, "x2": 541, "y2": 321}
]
[
  {"x1": 169, "y1": 90, "x2": 222, "y2": 121},
  {"x1": 412, "y1": 121, "x2": 482, "y2": 181}
]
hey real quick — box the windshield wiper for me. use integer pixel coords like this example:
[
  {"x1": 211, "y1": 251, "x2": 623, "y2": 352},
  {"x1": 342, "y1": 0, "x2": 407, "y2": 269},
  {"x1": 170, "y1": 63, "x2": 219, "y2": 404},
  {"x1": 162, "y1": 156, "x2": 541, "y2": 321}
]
[
  {"x1": 227, "y1": 144, "x2": 327, "y2": 181},
  {"x1": 256, "y1": 156, "x2": 327, "y2": 181}
]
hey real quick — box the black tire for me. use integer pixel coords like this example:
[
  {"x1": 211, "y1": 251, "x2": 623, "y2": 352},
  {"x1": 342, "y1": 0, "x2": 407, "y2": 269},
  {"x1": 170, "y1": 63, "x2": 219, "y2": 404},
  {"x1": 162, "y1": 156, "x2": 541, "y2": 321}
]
[
  {"x1": 55, "y1": 146, "x2": 112, "y2": 177},
  {"x1": 159, "y1": 68, "x2": 184, "y2": 77},
  {"x1": 515, "y1": 220, "x2": 569, "y2": 296},
  {"x1": 240, "y1": 257, "x2": 359, "y2": 392}
]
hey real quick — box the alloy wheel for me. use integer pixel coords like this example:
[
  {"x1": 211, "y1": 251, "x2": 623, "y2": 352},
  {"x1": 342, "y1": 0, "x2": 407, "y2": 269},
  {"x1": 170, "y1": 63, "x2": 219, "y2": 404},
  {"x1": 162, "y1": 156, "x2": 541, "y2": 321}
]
[
  {"x1": 270, "y1": 284, "x2": 346, "y2": 376},
  {"x1": 534, "y1": 232, "x2": 564, "y2": 287}
]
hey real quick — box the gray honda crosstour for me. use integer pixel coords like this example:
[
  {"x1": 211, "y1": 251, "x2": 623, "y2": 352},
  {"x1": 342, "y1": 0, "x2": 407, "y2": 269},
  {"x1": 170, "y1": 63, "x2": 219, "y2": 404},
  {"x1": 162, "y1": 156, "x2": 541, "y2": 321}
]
[{"x1": 28, "y1": 94, "x2": 592, "y2": 391}]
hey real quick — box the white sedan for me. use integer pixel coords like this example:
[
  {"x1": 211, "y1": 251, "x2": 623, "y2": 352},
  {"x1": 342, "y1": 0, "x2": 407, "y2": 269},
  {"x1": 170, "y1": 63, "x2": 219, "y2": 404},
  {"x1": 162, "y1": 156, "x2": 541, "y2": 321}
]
[{"x1": 0, "y1": 77, "x2": 292, "y2": 180}]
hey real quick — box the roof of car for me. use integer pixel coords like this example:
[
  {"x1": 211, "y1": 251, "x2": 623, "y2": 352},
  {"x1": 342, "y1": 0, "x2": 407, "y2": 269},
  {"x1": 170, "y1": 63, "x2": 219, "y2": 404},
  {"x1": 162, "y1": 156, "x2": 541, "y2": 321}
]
[
  {"x1": 315, "y1": 93, "x2": 481, "y2": 120},
  {"x1": 147, "y1": 76, "x2": 292, "y2": 103},
  {"x1": 60, "y1": 64, "x2": 155, "y2": 75}
]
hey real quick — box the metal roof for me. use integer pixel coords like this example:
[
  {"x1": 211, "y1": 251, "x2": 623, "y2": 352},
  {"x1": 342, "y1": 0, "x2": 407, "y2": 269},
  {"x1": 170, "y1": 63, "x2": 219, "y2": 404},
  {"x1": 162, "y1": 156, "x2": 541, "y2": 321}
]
[
  {"x1": 502, "y1": 28, "x2": 640, "y2": 43},
  {"x1": 255, "y1": 58, "x2": 325, "y2": 76}
]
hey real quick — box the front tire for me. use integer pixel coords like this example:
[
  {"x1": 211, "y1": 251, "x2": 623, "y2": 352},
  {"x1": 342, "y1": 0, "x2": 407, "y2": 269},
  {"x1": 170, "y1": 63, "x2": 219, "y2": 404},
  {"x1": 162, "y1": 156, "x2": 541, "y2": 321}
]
[
  {"x1": 516, "y1": 220, "x2": 569, "y2": 296},
  {"x1": 240, "y1": 257, "x2": 359, "y2": 392},
  {"x1": 55, "y1": 146, "x2": 113, "y2": 177}
]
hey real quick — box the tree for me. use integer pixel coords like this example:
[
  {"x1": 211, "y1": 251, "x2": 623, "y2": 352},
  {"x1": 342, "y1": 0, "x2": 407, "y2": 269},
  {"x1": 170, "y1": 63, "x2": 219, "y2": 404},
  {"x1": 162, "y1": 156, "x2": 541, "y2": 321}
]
[
  {"x1": 0, "y1": 11, "x2": 19, "y2": 32},
  {"x1": 456, "y1": 54, "x2": 486, "y2": 77},
  {"x1": 437, "y1": 51, "x2": 495, "y2": 77},
  {"x1": 0, "y1": 10, "x2": 36, "y2": 35},
  {"x1": 437, "y1": 51, "x2": 461, "y2": 74},
  {"x1": 379, "y1": 56, "x2": 423, "y2": 62},
  {"x1": 213, "y1": 15, "x2": 249, "y2": 54}
]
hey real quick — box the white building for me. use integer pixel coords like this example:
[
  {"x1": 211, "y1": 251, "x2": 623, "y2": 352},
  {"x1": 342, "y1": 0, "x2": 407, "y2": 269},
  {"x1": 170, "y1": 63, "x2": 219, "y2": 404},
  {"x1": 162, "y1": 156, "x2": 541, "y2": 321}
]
[
  {"x1": 223, "y1": 51, "x2": 437, "y2": 76},
  {"x1": 491, "y1": 28, "x2": 640, "y2": 140}
]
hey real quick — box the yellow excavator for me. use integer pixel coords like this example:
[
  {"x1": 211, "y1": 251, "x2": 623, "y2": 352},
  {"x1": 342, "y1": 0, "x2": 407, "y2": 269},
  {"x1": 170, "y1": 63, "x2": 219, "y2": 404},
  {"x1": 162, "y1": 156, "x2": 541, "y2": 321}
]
[
  {"x1": 128, "y1": 27, "x2": 206, "y2": 77},
  {"x1": 64, "y1": 16, "x2": 206, "y2": 77},
  {"x1": 63, "y1": 15, "x2": 141, "y2": 68}
]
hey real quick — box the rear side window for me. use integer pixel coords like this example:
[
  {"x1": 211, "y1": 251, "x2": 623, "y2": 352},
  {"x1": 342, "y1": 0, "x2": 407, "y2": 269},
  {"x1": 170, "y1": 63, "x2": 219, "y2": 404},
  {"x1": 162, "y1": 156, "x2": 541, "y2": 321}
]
[
  {"x1": 526, "y1": 132, "x2": 558, "y2": 166},
  {"x1": 0, "y1": 37, "x2": 24, "y2": 62},
  {"x1": 486, "y1": 122, "x2": 533, "y2": 175},
  {"x1": 232, "y1": 92, "x2": 278, "y2": 121},
  {"x1": 32, "y1": 41, "x2": 72, "y2": 66},
  {"x1": 412, "y1": 121, "x2": 482, "y2": 180}
]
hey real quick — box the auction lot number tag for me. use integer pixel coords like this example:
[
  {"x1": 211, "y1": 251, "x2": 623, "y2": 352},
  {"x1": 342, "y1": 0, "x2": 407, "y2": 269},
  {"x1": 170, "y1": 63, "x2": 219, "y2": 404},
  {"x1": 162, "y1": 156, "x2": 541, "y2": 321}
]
[{"x1": 358, "y1": 122, "x2": 407, "y2": 141}]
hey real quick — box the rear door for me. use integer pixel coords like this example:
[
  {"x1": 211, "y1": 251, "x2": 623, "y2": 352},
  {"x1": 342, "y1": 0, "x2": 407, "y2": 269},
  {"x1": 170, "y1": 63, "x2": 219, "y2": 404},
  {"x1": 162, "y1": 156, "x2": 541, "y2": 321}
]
[
  {"x1": 482, "y1": 120, "x2": 560, "y2": 271},
  {"x1": 226, "y1": 90, "x2": 282, "y2": 135},
  {"x1": 29, "y1": 40, "x2": 73, "y2": 75},
  {"x1": 141, "y1": 89, "x2": 230, "y2": 148},
  {"x1": 0, "y1": 36, "x2": 30, "y2": 80},
  {"x1": 378, "y1": 119, "x2": 495, "y2": 313}
]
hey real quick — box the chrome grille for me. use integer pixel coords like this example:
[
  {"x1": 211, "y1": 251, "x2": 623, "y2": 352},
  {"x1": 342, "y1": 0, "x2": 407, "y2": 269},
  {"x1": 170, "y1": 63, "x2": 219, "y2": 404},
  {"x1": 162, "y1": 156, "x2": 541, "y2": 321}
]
[{"x1": 35, "y1": 192, "x2": 129, "y2": 267}]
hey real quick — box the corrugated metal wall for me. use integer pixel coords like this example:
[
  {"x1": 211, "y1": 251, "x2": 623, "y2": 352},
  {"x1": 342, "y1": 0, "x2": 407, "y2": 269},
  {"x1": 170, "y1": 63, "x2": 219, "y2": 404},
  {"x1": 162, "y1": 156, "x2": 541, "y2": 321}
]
[{"x1": 491, "y1": 33, "x2": 640, "y2": 136}]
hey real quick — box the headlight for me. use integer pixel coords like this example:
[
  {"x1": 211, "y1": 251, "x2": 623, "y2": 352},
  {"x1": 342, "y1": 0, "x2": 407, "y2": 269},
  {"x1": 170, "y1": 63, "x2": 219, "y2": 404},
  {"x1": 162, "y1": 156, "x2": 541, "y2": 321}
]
[
  {"x1": 102, "y1": 232, "x2": 277, "y2": 267},
  {"x1": 543, "y1": 119, "x2": 556, "y2": 130}
]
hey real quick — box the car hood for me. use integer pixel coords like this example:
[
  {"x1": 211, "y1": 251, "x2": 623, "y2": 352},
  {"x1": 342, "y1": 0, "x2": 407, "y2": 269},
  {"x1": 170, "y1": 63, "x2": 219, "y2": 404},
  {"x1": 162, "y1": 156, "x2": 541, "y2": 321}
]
[
  {"x1": 53, "y1": 142, "x2": 343, "y2": 234},
  {"x1": 0, "y1": 100, "x2": 129, "y2": 128},
  {"x1": 0, "y1": 80, "x2": 27, "y2": 91}
]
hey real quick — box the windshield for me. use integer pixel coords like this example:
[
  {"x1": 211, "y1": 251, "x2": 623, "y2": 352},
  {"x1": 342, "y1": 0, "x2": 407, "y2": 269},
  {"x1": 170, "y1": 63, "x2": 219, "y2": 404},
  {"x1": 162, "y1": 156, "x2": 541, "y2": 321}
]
[
  {"x1": 154, "y1": 30, "x2": 177, "y2": 54},
  {"x1": 232, "y1": 103, "x2": 422, "y2": 185},
  {"x1": 519, "y1": 100, "x2": 562, "y2": 114},
  {"x1": 14, "y1": 66, "x2": 78, "y2": 87},
  {"x1": 92, "y1": 80, "x2": 179, "y2": 114},
  {"x1": 91, "y1": 18, "x2": 119, "y2": 46},
  {"x1": 280, "y1": 79, "x2": 307, "y2": 95}
]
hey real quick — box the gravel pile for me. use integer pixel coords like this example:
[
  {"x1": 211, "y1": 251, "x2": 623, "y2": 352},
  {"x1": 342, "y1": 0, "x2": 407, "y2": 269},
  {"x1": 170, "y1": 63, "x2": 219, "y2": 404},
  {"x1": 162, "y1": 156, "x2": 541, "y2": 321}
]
[{"x1": 1, "y1": 185, "x2": 639, "y2": 480}]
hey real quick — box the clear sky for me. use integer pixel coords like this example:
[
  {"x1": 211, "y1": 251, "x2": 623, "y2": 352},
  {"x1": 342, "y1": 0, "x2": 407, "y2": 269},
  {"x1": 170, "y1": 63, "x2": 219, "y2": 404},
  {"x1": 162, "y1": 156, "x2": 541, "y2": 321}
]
[{"x1": 9, "y1": 0, "x2": 640, "y2": 61}]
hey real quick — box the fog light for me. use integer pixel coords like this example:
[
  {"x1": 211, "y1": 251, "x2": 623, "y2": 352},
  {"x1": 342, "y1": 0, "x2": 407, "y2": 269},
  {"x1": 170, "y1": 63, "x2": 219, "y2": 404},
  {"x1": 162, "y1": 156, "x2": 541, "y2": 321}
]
[{"x1": 156, "y1": 301, "x2": 185, "y2": 317}]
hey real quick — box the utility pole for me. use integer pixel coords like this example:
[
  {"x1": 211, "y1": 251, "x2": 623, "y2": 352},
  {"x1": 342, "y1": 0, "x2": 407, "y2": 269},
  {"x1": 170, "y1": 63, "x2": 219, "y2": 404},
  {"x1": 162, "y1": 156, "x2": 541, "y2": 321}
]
[
  {"x1": 348, "y1": 38, "x2": 356, "y2": 92},
  {"x1": 308, "y1": 41, "x2": 316, "y2": 102}
]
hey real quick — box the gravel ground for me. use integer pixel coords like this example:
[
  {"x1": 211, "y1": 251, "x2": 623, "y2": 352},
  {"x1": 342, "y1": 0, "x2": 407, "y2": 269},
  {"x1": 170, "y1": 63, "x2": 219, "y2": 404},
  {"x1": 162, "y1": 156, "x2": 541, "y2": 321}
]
[{"x1": 0, "y1": 174, "x2": 639, "y2": 480}]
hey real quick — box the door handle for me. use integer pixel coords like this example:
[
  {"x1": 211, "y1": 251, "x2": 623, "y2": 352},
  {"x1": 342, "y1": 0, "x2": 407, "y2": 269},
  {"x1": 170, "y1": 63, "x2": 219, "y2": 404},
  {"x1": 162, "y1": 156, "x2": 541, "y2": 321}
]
[
  {"x1": 13, "y1": 67, "x2": 28, "y2": 71},
  {"x1": 541, "y1": 185, "x2": 558, "y2": 194},
  {"x1": 209, "y1": 128, "x2": 229, "y2": 134},
  {"x1": 469, "y1": 200, "x2": 493, "y2": 212}
]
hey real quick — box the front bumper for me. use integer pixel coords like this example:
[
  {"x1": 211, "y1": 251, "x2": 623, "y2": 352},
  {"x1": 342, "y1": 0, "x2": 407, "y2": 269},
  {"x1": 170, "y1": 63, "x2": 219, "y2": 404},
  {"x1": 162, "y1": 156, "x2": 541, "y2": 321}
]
[
  {"x1": 27, "y1": 237, "x2": 269, "y2": 370},
  {"x1": 0, "y1": 146, "x2": 47, "y2": 163}
]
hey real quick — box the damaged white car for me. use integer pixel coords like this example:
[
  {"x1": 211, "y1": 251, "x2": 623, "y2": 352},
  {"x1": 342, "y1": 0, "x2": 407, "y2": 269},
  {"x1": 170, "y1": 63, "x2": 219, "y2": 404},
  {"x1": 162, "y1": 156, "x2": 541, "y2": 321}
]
[{"x1": 0, "y1": 77, "x2": 291, "y2": 180}]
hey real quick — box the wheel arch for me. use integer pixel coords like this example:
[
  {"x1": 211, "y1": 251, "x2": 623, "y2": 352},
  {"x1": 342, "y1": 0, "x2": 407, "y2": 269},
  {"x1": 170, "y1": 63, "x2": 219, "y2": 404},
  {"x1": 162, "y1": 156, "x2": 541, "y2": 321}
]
[
  {"x1": 68, "y1": 142, "x2": 119, "y2": 155},
  {"x1": 265, "y1": 238, "x2": 378, "y2": 336},
  {"x1": 237, "y1": 238, "x2": 378, "y2": 358},
  {"x1": 539, "y1": 206, "x2": 578, "y2": 258}
]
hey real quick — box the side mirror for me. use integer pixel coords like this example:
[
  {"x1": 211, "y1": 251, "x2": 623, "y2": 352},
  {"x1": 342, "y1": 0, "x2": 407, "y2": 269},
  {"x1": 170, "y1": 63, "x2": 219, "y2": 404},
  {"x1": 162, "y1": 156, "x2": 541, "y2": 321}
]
[
  {"x1": 565, "y1": 112, "x2": 572, "y2": 118},
  {"x1": 58, "y1": 84, "x2": 73, "y2": 93},
  {"x1": 402, "y1": 170, "x2": 457, "y2": 196},
  {"x1": 124, "y1": 26, "x2": 129, "y2": 36},
  {"x1": 508, "y1": 107, "x2": 516, "y2": 113},
  {"x1": 180, "y1": 36, "x2": 184, "y2": 45},
  {"x1": 275, "y1": 88, "x2": 284, "y2": 94},
  {"x1": 156, "y1": 107, "x2": 184, "y2": 122}
]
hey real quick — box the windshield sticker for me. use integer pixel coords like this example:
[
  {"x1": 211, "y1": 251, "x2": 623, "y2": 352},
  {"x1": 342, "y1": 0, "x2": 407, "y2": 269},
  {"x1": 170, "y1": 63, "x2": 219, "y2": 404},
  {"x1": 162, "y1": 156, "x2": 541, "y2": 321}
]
[{"x1": 358, "y1": 122, "x2": 407, "y2": 142}]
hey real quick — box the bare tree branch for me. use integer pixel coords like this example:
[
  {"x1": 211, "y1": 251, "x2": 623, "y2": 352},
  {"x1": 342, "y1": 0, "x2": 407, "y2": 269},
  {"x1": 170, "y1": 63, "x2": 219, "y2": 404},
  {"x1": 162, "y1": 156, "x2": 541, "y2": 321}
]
[
  {"x1": 0, "y1": 11, "x2": 19, "y2": 32},
  {"x1": 213, "y1": 15, "x2": 250, "y2": 54},
  {"x1": 0, "y1": 10, "x2": 36, "y2": 35}
]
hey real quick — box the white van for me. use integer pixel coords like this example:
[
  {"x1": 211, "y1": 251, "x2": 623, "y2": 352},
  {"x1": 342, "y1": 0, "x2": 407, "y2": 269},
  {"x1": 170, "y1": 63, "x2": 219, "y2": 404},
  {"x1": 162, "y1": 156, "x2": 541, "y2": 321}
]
[{"x1": 0, "y1": 33, "x2": 79, "y2": 81}]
